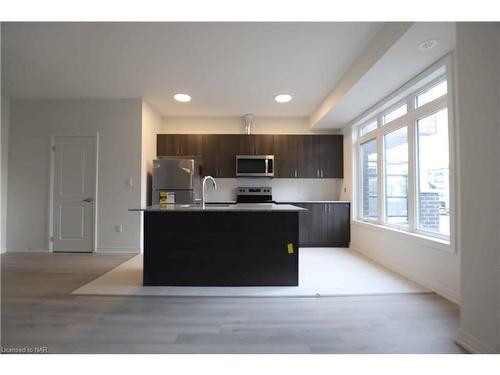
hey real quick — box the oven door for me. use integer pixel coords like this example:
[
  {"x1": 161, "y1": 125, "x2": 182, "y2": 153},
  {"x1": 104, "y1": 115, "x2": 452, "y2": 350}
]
[{"x1": 236, "y1": 155, "x2": 274, "y2": 177}]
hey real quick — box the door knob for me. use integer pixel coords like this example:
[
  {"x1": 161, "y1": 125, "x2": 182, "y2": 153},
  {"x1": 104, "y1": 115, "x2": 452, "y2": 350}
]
[{"x1": 82, "y1": 198, "x2": 94, "y2": 203}]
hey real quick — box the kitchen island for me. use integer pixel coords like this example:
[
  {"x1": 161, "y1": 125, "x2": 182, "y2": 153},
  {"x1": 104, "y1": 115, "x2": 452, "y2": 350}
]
[{"x1": 129, "y1": 204, "x2": 305, "y2": 287}]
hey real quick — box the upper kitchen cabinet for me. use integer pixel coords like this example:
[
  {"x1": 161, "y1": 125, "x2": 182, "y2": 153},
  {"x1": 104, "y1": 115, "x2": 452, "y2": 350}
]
[
  {"x1": 238, "y1": 135, "x2": 275, "y2": 155},
  {"x1": 253, "y1": 135, "x2": 274, "y2": 155},
  {"x1": 318, "y1": 135, "x2": 343, "y2": 178},
  {"x1": 157, "y1": 134, "x2": 203, "y2": 157},
  {"x1": 157, "y1": 133, "x2": 343, "y2": 178},
  {"x1": 202, "y1": 134, "x2": 240, "y2": 177},
  {"x1": 297, "y1": 135, "x2": 320, "y2": 178},
  {"x1": 273, "y1": 135, "x2": 298, "y2": 178},
  {"x1": 297, "y1": 135, "x2": 344, "y2": 178}
]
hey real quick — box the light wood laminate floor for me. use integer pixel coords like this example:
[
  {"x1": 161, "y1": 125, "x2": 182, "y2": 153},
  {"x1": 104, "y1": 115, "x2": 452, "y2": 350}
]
[{"x1": 1, "y1": 252, "x2": 464, "y2": 354}]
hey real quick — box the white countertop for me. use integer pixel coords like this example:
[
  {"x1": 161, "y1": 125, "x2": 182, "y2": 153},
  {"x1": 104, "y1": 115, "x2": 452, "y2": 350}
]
[
  {"x1": 277, "y1": 201, "x2": 351, "y2": 204},
  {"x1": 129, "y1": 203, "x2": 306, "y2": 212},
  {"x1": 204, "y1": 200, "x2": 351, "y2": 204}
]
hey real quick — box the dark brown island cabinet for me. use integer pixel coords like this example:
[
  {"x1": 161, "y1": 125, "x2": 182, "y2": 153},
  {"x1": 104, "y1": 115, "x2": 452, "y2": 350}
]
[
  {"x1": 135, "y1": 207, "x2": 303, "y2": 287},
  {"x1": 156, "y1": 134, "x2": 343, "y2": 178}
]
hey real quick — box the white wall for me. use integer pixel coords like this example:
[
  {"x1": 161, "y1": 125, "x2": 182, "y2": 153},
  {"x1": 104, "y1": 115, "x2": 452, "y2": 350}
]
[
  {"x1": 455, "y1": 23, "x2": 500, "y2": 354},
  {"x1": 161, "y1": 116, "x2": 342, "y2": 202},
  {"x1": 141, "y1": 101, "x2": 163, "y2": 207},
  {"x1": 162, "y1": 116, "x2": 326, "y2": 134},
  {"x1": 1, "y1": 96, "x2": 9, "y2": 254},
  {"x1": 205, "y1": 178, "x2": 342, "y2": 202},
  {"x1": 140, "y1": 101, "x2": 162, "y2": 252},
  {"x1": 7, "y1": 99, "x2": 143, "y2": 253}
]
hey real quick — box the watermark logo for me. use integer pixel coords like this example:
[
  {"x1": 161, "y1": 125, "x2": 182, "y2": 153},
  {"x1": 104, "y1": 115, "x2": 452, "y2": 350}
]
[{"x1": 1, "y1": 346, "x2": 48, "y2": 354}]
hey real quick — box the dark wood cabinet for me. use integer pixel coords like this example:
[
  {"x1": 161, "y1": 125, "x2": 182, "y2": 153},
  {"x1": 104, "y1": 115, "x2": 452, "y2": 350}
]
[
  {"x1": 325, "y1": 203, "x2": 350, "y2": 246},
  {"x1": 238, "y1": 135, "x2": 255, "y2": 155},
  {"x1": 157, "y1": 134, "x2": 202, "y2": 157},
  {"x1": 297, "y1": 135, "x2": 320, "y2": 178},
  {"x1": 201, "y1": 135, "x2": 218, "y2": 177},
  {"x1": 295, "y1": 203, "x2": 310, "y2": 245},
  {"x1": 253, "y1": 135, "x2": 274, "y2": 155},
  {"x1": 273, "y1": 135, "x2": 343, "y2": 178},
  {"x1": 202, "y1": 134, "x2": 240, "y2": 177},
  {"x1": 309, "y1": 203, "x2": 329, "y2": 246},
  {"x1": 319, "y1": 135, "x2": 343, "y2": 178},
  {"x1": 157, "y1": 133, "x2": 343, "y2": 179},
  {"x1": 273, "y1": 135, "x2": 298, "y2": 178},
  {"x1": 218, "y1": 135, "x2": 240, "y2": 177},
  {"x1": 290, "y1": 202, "x2": 350, "y2": 247},
  {"x1": 237, "y1": 135, "x2": 274, "y2": 155}
]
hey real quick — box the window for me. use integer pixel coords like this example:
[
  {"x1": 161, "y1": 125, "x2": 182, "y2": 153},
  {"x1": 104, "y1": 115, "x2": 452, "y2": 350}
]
[
  {"x1": 416, "y1": 80, "x2": 447, "y2": 108},
  {"x1": 360, "y1": 120, "x2": 377, "y2": 135},
  {"x1": 417, "y1": 108, "x2": 450, "y2": 236},
  {"x1": 384, "y1": 126, "x2": 408, "y2": 226},
  {"x1": 383, "y1": 104, "x2": 407, "y2": 124},
  {"x1": 355, "y1": 59, "x2": 452, "y2": 242},
  {"x1": 360, "y1": 139, "x2": 378, "y2": 220}
]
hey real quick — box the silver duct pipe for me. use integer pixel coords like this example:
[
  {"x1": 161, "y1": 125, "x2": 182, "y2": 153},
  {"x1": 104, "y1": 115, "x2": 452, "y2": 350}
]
[{"x1": 243, "y1": 113, "x2": 254, "y2": 135}]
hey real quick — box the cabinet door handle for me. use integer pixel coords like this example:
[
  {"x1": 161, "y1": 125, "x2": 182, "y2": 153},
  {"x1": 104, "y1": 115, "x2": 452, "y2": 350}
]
[
  {"x1": 321, "y1": 170, "x2": 324, "y2": 178},
  {"x1": 294, "y1": 169, "x2": 298, "y2": 178}
]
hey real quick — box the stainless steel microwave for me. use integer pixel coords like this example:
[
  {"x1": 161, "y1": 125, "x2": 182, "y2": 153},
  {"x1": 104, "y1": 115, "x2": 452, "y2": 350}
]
[{"x1": 236, "y1": 155, "x2": 274, "y2": 177}]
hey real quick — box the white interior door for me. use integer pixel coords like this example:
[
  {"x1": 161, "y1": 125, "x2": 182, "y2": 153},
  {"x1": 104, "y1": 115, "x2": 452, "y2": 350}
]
[{"x1": 52, "y1": 136, "x2": 96, "y2": 252}]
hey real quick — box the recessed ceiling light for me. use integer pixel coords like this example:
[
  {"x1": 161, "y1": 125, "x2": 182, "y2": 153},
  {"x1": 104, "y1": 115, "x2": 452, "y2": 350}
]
[
  {"x1": 418, "y1": 39, "x2": 438, "y2": 51},
  {"x1": 275, "y1": 94, "x2": 292, "y2": 103},
  {"x1": 173, "y1": 93, "x2": 191, "y2": 102}
]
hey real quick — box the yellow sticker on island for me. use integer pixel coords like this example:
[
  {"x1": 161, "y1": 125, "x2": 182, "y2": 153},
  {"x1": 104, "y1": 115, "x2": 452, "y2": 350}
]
[{"x1": 287, "y1": 243, "x2": 294, "y2": 254}]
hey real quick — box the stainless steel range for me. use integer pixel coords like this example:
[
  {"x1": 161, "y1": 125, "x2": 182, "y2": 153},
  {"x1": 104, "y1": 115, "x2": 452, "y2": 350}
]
[{"x1": 236, "y1": 187, "x2": 274, "y2": 204}]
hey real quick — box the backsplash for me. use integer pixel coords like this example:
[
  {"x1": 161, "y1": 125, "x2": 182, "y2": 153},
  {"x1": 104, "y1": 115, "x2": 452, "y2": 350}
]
[{"x1": 205, "y1": 178, "x2": 342, "y2": 202}]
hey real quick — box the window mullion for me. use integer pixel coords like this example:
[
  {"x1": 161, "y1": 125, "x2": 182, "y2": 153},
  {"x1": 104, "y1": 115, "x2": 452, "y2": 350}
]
[
  {"x1": 407, "y1": 110, "x2": 417, "y2": 232},
  {"x1": 376, "y1": 132, "x2": 384, "y2": 225}
]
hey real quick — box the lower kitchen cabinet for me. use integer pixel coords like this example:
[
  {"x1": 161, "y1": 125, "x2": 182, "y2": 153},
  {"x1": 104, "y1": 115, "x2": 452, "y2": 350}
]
[
  {"x1": 326, "y1": 202, "x2": 350, "y2": 247},
  {"x1": 292, "y1": 202, "x2": 350, "y2": 247}
]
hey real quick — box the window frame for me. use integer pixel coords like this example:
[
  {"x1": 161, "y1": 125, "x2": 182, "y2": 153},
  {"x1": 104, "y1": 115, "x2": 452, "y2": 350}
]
[
  {"x1": 359, "y1": 138, "x2": 379, "y2": 223},
  {"x1": 353, "y1": 54, "x2": 455, "y2": 250},
  {"x1": 383, "y1": 124, "x2": 409, "y2": 229}
]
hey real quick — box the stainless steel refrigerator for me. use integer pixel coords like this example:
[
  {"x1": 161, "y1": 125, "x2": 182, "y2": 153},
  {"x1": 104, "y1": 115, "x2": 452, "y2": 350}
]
[{"x1": 152, "y1": 158, "x2": 202, "y2": 205}]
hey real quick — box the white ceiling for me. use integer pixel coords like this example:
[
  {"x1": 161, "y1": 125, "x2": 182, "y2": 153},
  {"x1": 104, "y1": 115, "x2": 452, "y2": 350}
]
[
  {"x1": 1, "y1": 22, "x2": 383, "y2": 117},
  {"x1": 312, "y1": 22, "x2": 456, "y2": 129}
]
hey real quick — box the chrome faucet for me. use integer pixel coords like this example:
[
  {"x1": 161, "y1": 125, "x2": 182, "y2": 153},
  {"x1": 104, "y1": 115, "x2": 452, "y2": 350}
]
[{"x1": 201, "y1": 176, "x2": 217, "y2": 209}]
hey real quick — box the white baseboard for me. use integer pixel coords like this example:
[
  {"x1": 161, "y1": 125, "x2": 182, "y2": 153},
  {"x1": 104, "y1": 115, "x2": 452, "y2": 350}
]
[
  {"x1": 97, "y1": 247, "x2": 140, "y2": 254},
  {"x1": 5, "y1": 248, "x2": 49, "y2": 253},
  {"x1": 351, "y1": 245, "x2": 460, "y2": 304},
  {"x1": 456, "y1": 328, "x2": 497, "y2": 353},
  {"x1": 4, "y1": 247, "x2": 140, "y2": 254}
]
